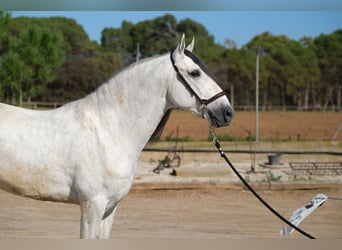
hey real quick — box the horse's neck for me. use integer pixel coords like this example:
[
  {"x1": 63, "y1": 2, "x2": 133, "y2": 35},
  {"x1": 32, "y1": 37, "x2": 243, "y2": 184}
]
[{"x1": 83, "y1": 53, "x2": 172, "y2": 151}]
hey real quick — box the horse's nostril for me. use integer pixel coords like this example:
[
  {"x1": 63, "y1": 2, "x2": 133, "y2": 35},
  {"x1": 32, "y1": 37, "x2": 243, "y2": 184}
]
[{"x1": 224, "y1": 107, "x2": 234, "y2": 123}]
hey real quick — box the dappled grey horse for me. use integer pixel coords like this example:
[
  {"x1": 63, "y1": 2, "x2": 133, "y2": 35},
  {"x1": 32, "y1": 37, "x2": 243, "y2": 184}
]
[{"x1": 0, "y1": 34, "x2": 233, "y2": 238}]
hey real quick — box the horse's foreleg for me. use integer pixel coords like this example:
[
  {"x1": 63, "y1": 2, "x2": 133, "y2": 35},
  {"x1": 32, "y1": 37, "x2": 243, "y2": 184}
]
[
  {"x1": 99, "y1": 206, "x2": 117, "y2": 239},
  {"x1": 80, "y1": 195, "x2": 107, "y2": 239}
]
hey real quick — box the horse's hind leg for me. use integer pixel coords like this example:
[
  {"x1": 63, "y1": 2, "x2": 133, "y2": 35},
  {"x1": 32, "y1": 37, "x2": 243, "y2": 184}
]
[{"x1": 80, "y1": 195, "x2": 107, "y2": 239}]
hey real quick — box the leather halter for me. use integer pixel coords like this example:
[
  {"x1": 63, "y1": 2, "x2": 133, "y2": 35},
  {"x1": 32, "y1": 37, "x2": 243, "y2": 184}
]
[{"x1": 170, "y1": 50, "x2": 226, "y2": 106}]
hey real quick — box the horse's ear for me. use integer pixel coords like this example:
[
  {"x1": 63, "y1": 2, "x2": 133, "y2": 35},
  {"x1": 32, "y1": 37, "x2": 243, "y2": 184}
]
[
  {"x1": 172, "y1": 33, "x2": 186, "y2": 61},
  {"x1": 186, "y1": 37, "x2": 195, "y2": 52},
  {"x1": 178, "y1": 33, "x2": 186, "y2": 54}
]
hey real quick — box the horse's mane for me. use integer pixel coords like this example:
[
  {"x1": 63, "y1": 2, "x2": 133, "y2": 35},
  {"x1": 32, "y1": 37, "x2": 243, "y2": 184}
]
[
  {"x1": 95, "y1": 53, "x2": 172, "y2": 144},
  {"x1": 131, "y1": 54, "x2": 173, "y2": 143},
  {"x1": 148, "y1": 109, "x2": 172, "y2": 143}
]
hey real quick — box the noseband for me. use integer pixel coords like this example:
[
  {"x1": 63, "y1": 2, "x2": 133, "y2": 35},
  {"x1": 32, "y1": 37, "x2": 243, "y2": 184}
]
[{"x1": 170, "y1": 50, "x2": 226, "y2": 106}]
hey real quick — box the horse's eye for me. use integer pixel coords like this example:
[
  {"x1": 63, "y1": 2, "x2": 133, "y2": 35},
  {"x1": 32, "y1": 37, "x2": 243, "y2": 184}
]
[{"x1": 188, "y1": 70, "x2": 201, "y2": 78}]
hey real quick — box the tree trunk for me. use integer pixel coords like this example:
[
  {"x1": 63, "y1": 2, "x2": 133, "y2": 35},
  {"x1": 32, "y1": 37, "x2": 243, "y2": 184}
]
[
  {"x1": 280, "y1": 82, "x2": 286, "y2": 111},
  {"x1": 245, "y1": 86, "x2": 250, "y2": 107},
  {"x1": 11, "y1": 94, "x2": 16, "y2": 105},
  {"x1": 297, "y1": 95, "x2": 302, "y2": 111},
  {"x1": 304, "y1": 82, "x2": 310, "y2": 111},
  {"x1": 323, "y1": 86, "x2": 333, "y2": 111},
  {"x1": 230, "y1": 83, "x2": 234, "y2": 108},
  {"x1": 310, "y1": 82, "x2": 318, "y2": 110},
  {"x1": 262, "y1": 81, "x2": 268, "y2": 111},
  {"x1": 337, "y1": 84, "x2": 341, "y2": 111},
  {"x1": 19, "y1": 89, "x2": 23, "y2": 107}
]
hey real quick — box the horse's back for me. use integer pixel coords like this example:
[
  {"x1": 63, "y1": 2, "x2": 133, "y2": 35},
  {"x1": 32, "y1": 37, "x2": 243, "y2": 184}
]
[
  {"x1": 0, "y1": 102, "x2": 29, "y2": 120},
  {"x1": 0, "y1": 102, "x2": 55, "y2": 124},
  {"x1": 0, "y1": 101, "x2": 79, "y2": 150}
]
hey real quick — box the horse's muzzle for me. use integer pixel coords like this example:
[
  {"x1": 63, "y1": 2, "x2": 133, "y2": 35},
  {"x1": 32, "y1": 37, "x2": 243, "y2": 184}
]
[{"x1": 209, "y1": 105, "x2": 234, "y2": 128}]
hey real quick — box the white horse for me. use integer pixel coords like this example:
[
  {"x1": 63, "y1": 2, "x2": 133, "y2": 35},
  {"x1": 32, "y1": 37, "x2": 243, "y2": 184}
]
[{"x1": 0, "y1": 34, "x2": 233, "y2": 239}]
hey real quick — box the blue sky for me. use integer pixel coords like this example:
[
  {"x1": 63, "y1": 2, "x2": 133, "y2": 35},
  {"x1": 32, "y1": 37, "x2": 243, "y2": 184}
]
[{"x1": 11, "y1": 11, "x2": 342, "y2": 48}]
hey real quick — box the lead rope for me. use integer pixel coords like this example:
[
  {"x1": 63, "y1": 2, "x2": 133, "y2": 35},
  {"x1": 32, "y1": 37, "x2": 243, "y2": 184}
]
[{"x1": 200, "y1": 105, "x2": 316, "y2": 239}]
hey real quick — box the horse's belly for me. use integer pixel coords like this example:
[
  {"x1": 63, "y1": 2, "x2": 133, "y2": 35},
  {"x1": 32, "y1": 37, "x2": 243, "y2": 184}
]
[{"x1": 0, "y1": 164, "x2": 74, "y2": 202}]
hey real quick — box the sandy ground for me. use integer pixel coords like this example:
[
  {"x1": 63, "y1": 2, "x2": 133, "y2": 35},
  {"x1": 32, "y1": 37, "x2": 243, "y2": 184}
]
[{"x1": 0, "y1": 148, "x2": 342, "y2": 239}]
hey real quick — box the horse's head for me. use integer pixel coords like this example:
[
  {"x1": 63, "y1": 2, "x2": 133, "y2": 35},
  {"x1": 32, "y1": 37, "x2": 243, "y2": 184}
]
[{"x1": 168, "y1": 34, "x2": 234, "y2": 127}]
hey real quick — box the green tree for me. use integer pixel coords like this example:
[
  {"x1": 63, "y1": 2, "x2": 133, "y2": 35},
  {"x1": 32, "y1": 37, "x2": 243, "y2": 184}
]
[
  {"x1": 102, "y1": 14, "x2": 178, "y2": 61},
  {"x1": 247, "y1": 32, "x2": 310, "y2": 110},
  {"x1": 3, "y1": 12, "x2": 341, "y2": 110},
  {"x1": 0, "y1": 10, "x2": 11, "y2": 55},
  {"x1": 0, "y1": 25, "x2": 64, "y2": 103},
  {"x1": 15, "y1": 26, "x2": 64, "y2": 101},
  {"x1": 289, "y1": 39, "x2": 320, "y2": 110},
  {"x1": 40, "y1": 52, "x2": 123, "y2": 102},
  {"x1": 8, "y1": 16, "x2": 96, "y2": 55},
  {"x1": 223, "y1": 48, "x2": 255, "y2": 107},
  {"x1": 313, "y1": 29, "x2": 342, "y2": 110},
  {"x1": 0, "y1": 51, "x2": 31, "y2": 103}
]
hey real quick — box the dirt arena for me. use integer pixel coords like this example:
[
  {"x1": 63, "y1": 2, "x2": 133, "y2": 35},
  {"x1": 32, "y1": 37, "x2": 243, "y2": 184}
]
[
  {"x1": 1, "y1": 184, "x2": 342, "y2": 239},
  {"x1": 1, "y1": 149, "x2": 342, "y2": 239}
]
